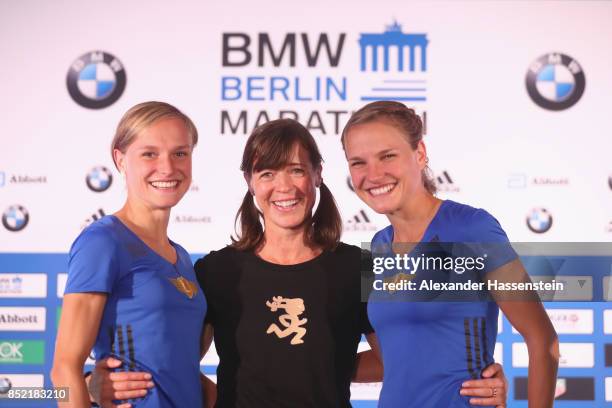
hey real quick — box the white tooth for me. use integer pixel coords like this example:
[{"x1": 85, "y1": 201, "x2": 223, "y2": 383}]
[
  {"x1": 151, "y1": 181, "x2": 178, "y2": 188},
  {"x1": 275, "y1": 199, "x2": 298, "y2": 207},
  {"x1": 370, "y1": 184, "x2": 394, "y2": 196}
]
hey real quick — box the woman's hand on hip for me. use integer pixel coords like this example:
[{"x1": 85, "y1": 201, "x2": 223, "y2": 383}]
[{"x1": 460, "y1": 362, "x2": 507, "y2": 407}]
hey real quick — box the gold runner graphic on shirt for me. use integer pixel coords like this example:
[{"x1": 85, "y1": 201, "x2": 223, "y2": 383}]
[
  {"x1": 168, "y1": 276, "x2": 199, "y2": 299},
  {"x1": 265, "y1": 296, "x2": 307, "y2": 345}
]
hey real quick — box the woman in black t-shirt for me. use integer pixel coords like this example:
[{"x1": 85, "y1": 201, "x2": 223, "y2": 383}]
[{"x1": 194, "y1": 119, "x2": 378, "y2": 407}]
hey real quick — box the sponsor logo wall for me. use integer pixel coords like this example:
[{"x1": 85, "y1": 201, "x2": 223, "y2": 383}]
[{"x1": 1, "y1": 1, "x2": 611, "y2": 406}]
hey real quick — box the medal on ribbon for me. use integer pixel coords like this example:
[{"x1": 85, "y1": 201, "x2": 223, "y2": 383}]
[{"x1": 169, "y1": 276, "x2": 199, "y2": 299}]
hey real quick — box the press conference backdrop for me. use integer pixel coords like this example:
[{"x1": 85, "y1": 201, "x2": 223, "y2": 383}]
[{"x1": 1, "y1": 0, "x2": 611, "y2": 406}]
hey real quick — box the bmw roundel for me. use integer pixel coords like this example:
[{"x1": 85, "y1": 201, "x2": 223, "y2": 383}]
[
  {"x1": 66, "y1": 51, "x2": 127, "y2": 109},
  {"x1": 526, "y1": 208, "x2": 553, "y2": 234},
  {"x1": 86, "y1": 166, "x2": 113, "y2": 192},
  {"x1": 0, "y1": 377, "x2": 11, "y2": 394},
  {"x1": 526, "y1": 53, "x2": 585, "y2": 111},
  {"x1": 2, "y1": 205, "x2": 29, "y2": 232}
]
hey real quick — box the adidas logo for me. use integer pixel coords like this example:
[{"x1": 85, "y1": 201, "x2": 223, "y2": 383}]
[
  {"x1": 344, "y1": 210, "x2": 377, "y2": 232},
  {"x1": 435, "y1": 171, "x2": 459, "y2": 192},
  {"x1": 82, "y1": 209, "x2": 106, "y2": 229}
]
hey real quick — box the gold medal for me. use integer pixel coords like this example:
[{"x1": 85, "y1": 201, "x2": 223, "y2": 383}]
[{"x1": 169, "y1": 276, "x2": 199, "y2": 299}]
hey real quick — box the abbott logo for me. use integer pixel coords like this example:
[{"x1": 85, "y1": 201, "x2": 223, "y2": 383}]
[{"x1": 0, "y1": 308, "x2": 46, "y2": 331}]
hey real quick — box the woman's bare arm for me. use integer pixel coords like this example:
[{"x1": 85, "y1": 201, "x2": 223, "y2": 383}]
[{"x1": 51, "y1": 293, "x2": 107, "y2": 407}]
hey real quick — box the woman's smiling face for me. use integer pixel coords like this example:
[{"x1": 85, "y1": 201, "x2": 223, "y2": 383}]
[
  {"x1": 114, "y1": 117, "x2": 193, "y2": 211},
  {"x1": 344, "y1": 120, "x2": 427, "y2": 215},
  {"x1": 249, "y1": 143, "x2": 321, "y2": 232}
]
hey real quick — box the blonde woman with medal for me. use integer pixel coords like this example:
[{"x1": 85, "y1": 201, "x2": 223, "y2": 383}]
[{"x1": 51, "y1": 102, "x2": 207, "y2": 408}]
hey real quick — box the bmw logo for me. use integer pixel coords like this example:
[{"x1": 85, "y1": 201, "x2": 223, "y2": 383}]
[
  {"x1": 86, "y1": 166, "x2": 113, "y2": 192},
  {"x1": 526, "y1": 53, "x2": 585, "y2": 111},
  {"x1": 526, "y1": 208, "x2": 553, "y2": 234},
  {"x1": 66, "y1": 51, "x2": 127, "y2": 109},
  {"x1": 0, "y1": 377, "x2": 11, "y2": 394},
  {"x1": 2, "y1": 205, "x2": 29, "y2": 232}
]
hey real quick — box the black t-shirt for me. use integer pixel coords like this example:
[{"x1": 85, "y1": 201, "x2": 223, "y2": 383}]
[{"x1": 195, "y1": 243, "x2": 374, "y2": 408}]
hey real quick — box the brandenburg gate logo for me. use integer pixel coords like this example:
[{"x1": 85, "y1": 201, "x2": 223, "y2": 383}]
[
  {"x1": 358, "y1": 21, "x2": 429, "y2": 102},
  {"x1": 359, "y1": 21, "x2": 428, "y2": 72}
]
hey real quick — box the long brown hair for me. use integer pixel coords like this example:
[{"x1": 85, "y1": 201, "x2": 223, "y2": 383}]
[
  {"x1": 341, "y1": 101, "x2": 437, "y2": 194},
  {"x1": 232, "y1": 119, "x2": 342, "y2": 251}
]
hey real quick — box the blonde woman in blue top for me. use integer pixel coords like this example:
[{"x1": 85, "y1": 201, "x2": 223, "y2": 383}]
[{"x1": 52, "y1": 102, "x2": 207, "y2": 407}]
